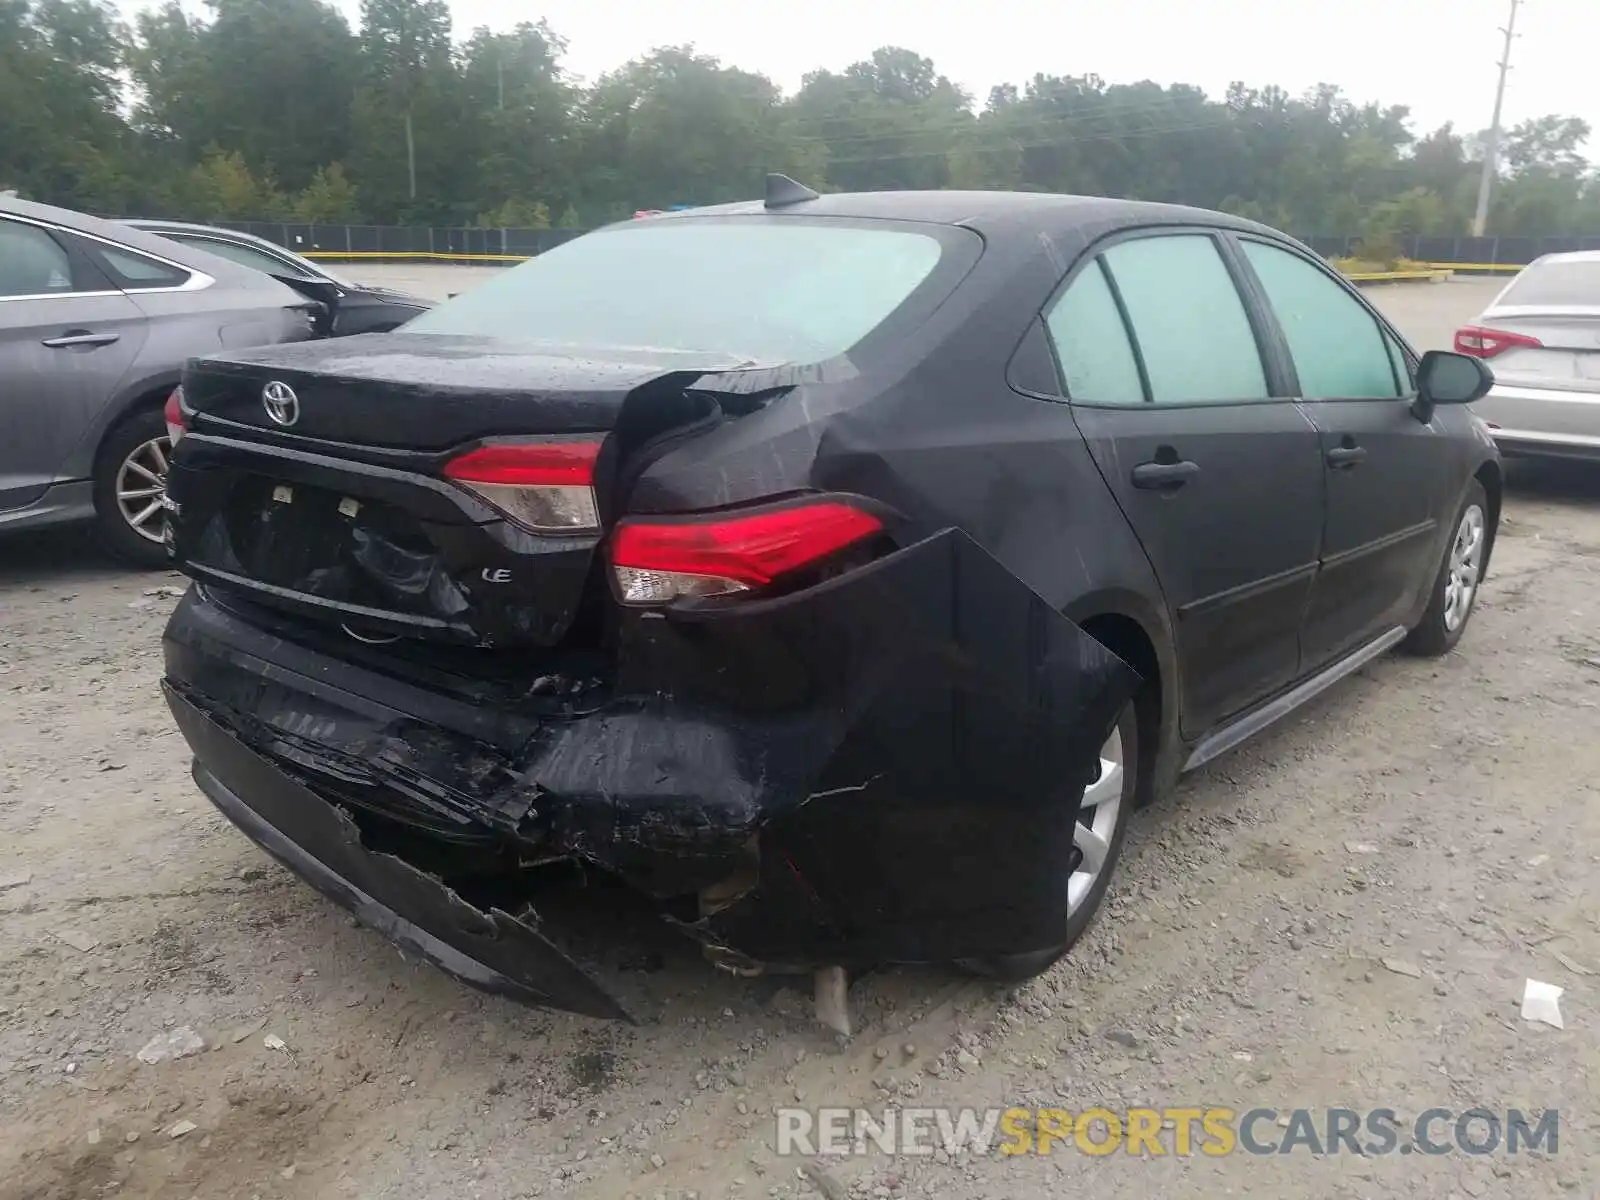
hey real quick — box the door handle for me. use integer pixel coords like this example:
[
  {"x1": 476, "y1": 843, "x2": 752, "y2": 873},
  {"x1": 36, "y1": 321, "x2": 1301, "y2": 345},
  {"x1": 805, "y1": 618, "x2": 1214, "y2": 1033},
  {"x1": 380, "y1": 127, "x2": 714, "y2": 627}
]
[
  {"x1": 41, "y1": 331, "x2": 120, "y2": 349},
  {"x1": 1131, "y1": 459, "x2": 1201, "y2": 490},
  {"x1": 1326, "y1": 444, "x2": 1367, "y2": 468}
]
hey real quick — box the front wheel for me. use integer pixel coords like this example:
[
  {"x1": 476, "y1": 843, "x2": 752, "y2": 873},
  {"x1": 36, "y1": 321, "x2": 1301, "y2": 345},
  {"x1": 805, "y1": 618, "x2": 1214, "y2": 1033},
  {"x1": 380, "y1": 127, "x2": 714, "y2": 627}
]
[
  {"x1": 92, "y1": 408, "x2": 173, "y2": 569},
  {"x1": 1402, "y1": 480, "x2": 1489, "y2": 657},
  {"x1": 959, "y1": 703, "x2": 1138, "y2": 981}
]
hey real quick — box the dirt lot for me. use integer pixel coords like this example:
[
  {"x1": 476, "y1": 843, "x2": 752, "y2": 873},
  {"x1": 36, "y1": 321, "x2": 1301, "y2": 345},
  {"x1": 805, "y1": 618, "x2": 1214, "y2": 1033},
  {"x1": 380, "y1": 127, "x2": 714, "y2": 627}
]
[{"x1": 3, "y1": 278, "x2": 1598, "y2": 1199}]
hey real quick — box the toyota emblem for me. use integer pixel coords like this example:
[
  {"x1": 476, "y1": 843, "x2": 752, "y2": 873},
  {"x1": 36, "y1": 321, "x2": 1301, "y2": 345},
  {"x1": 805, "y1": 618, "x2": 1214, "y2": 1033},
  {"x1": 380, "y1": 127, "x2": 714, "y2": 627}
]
[{"x1": 261, "y1": 380, "x2": 300, "y2": 427}]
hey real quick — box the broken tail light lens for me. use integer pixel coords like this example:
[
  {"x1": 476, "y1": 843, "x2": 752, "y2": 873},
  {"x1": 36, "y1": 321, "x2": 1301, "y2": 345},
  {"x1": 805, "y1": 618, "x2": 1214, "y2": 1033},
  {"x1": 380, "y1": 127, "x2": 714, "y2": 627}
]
[
  {"x1": 442, "y1": 440, "x2": 603, "y2": 533},
  {"x1": 610, "y1": 500, "x2": 885, "y2": 605},
  {"x1": 1454, "y1": 325, "x2": 1543, "y2": 358},
  {"x1": 163, "y1": 388, "x2": 187, "y2": 446}
]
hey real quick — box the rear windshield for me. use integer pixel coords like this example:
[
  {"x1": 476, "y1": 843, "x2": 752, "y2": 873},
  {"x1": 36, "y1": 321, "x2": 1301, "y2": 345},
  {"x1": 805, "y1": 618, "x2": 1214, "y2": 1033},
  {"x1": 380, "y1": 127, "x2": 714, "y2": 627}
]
[
  {"x1": 1499, "y1": 259, "x2": 1600, "y2": 308},
  {"x1": 403, "y1": 218, "x2": 958, "y2": 364}
]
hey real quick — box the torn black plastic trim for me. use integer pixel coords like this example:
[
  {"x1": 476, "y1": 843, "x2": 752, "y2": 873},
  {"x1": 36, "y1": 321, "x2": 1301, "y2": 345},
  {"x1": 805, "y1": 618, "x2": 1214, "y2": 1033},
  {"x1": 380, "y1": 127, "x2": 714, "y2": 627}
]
[{"x1": 166, "y1": 682, "x2": 632, "y2": 1022}]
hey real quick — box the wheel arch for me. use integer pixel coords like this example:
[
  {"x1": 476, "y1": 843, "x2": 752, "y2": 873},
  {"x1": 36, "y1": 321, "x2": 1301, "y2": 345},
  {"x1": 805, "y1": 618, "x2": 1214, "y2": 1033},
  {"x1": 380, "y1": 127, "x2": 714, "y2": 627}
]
[
  {"x1": 1068, "y1": 591, "x2": 1179, "y2": 807},
  {"x1": 1473, "y1": 457, "x2": 1503, "y2": 574}
]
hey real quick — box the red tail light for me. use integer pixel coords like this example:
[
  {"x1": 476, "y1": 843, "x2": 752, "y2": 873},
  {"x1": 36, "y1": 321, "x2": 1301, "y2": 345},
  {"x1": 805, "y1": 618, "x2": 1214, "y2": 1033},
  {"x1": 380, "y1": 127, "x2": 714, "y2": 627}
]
[
  {"x1": 610, "y1": 500, "x2": 884, "y2": 604},
  {"x1": 1454, "y1": 325, "x2": 1543, "y2": 358},
  {"x1": 163, "y1": 388, "x2": 187, "y2": 445},
  {"x1": 443, "y1": 439, "x2": 603, "y2": 532}
]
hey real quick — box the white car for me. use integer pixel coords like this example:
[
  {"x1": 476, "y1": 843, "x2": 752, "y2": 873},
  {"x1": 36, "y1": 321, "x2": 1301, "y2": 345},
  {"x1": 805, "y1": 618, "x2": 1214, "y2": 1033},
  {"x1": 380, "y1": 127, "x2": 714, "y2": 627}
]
[{"x1": 1458, "y1": 251, "x2": 1600, "y2": 461}]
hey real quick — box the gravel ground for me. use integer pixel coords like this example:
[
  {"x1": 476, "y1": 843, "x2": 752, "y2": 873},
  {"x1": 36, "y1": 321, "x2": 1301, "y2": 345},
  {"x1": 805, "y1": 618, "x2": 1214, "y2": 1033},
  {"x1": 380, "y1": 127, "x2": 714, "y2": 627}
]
[{"x1": 3, "y1": 277, "x2": 1598, "y2": 1199}]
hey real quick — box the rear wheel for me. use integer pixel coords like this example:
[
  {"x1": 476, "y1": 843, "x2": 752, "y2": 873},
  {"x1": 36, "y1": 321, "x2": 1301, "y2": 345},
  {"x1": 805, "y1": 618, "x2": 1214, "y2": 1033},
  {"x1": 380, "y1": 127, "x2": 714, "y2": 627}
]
[
  {"x1": 1402, "y1": 480, "x2": 1488, "y2": 657},
  {"x1": 92, "y1": 408, "x2": 172, "y2": 569},
  {"x1": 959, "y1": 703, "x2": 1138, "y2": 981}
]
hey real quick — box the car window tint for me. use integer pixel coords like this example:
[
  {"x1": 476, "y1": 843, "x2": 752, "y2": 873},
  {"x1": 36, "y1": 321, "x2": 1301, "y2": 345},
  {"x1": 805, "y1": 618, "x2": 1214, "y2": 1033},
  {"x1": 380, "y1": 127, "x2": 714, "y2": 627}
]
[
  {"x1": 0, "y1": 221, "x2": 78, "y2": 297},
  {"x1": 93, "y1": 243, "x2": 190, "y2": 289},
  {"x1": 1044, "y1": 259, "x2": 1145, "y2": 404},
  {"x1": 1102, "y1": 235, "x2": 1268, "y2": 404},
  {"x1": 1241, "y1": 240, "x2": 1400, "y2": 399},
  {"x1": 405, "y1": 220, "x2": 952, "y2": 364},
  {"x1": 171, "y1": 235, "x2": 311, "y2": 279}
]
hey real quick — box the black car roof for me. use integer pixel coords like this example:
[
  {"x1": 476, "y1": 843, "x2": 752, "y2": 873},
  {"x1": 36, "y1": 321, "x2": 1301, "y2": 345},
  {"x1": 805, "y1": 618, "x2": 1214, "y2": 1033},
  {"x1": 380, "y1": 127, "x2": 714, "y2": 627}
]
[{"x1": 639, "y1": 189, "x2": 1289, "y2": 245}]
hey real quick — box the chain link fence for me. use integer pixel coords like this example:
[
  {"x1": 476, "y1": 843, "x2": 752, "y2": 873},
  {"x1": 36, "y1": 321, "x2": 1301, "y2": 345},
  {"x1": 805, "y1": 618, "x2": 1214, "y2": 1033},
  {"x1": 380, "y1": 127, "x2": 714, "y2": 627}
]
[{"x1": 215, "y1": 221, "x2": 1600, "y2": 267}]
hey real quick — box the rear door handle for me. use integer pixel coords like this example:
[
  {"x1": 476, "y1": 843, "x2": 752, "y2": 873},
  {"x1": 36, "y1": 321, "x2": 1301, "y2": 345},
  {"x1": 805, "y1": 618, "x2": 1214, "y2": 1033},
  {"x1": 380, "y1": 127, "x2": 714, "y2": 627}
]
[
  {"x1": 41, "y1": 331, "x2": 120, "y2": 349},
  {"x1": 1326, "y1": 444, "x2": 1367, "y2": 468},
  {"x1": 1131, "y1": 460, "x2": 1200, "y2": 490}
]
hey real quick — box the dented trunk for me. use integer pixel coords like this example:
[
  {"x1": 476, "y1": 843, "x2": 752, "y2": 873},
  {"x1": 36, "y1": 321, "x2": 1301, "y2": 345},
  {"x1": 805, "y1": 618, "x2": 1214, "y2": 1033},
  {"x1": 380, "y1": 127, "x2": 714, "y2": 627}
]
[{"x1": 162, "y1": 528, "x2": 1137, "y2": 1018}]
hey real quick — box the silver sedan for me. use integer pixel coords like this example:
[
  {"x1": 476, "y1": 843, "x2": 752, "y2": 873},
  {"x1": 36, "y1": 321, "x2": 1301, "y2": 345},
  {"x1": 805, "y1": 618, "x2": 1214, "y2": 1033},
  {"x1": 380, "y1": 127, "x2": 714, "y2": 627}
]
[
  {"x1": 1459, "y1": 251, "x2": 1600, "y2": 461},
  {"x1": 0, "y1": 197, "x2": 318, "y2": 566}
]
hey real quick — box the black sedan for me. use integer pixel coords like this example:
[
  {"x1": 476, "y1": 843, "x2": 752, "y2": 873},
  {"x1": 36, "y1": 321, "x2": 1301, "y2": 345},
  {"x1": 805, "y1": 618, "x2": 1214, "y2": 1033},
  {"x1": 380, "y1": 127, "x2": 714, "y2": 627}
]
[
  {"x1": 157, "y1": 179, "x2": 1500, "y2": 1029},
  {"x1": 124, "y1": 219, "x2": 432, "y2": 336}
]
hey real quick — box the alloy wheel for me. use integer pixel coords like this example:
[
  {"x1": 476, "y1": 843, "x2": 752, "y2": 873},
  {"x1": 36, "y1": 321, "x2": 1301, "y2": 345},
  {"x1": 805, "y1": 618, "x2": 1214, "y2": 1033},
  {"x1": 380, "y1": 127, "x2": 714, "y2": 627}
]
[
  {"x1": 115, "y1": 435, "x2": 172, "y2": 545},
  {"x1": 1067, "y1": 725, "x2": 1125, "y2": 916},
  {"x1": 1443, "y1": 503, "x2": 1485, "y2": 633}
]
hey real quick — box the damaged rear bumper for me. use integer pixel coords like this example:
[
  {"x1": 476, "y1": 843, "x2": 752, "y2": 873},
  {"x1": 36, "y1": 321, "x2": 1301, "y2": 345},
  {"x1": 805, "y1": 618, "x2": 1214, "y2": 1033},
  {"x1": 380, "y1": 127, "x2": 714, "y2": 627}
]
[
  {"x1": 169, "y1": 686, "x2": 631, "y2": 1020},
  {"x1": 162, "y1": 529, "x2": 1137, "y2": 1018}
]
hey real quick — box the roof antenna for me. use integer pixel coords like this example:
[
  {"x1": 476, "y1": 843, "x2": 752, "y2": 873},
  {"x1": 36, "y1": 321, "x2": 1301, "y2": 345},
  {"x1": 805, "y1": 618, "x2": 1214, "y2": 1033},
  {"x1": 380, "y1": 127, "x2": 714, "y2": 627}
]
[{"x1": 764, "y1": 173, "x2": 820, "y2": 209}]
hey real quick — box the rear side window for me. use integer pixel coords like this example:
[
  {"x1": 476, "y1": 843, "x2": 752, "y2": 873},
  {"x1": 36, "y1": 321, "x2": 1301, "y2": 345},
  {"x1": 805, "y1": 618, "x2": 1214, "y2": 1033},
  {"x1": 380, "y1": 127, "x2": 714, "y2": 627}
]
[
  {"x1": 1101, "y1": 235, "x2": 1268, "y2": 405},
  {"x1": 84, "y1": 241, "x2": 191, "y2": 290},
  {"x1": 0, "y1": 220, "x2": 78, "y2": 297},
  {"x1": 1498, "y1": 259, "x2": 1600, "y2": 307},
  {"x1": 1242, "y1": 240, "x2": 1400, "y2": 399},
  {"x1": 170, "y1": 235, "x2": 312, "y2": 279},
  {"x1": 1044, "y1": 260, "x2": 1144, "y2": 405},
  {"x1": 404, "y1": 219, "x2": 956, "y2": 364}
]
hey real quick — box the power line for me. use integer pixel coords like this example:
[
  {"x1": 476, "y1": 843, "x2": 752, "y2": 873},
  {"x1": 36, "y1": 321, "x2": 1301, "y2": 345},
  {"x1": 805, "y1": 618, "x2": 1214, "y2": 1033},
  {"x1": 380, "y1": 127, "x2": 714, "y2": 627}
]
[{"x1": 1472, "y1": 0, "x2": 1523, "y2": 237}]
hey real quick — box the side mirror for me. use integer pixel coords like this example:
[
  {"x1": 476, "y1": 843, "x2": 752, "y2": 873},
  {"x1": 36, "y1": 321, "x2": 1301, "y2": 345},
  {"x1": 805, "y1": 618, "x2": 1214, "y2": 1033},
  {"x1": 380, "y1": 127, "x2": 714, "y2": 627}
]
[{"x1": 1414, "y1": 350, "x2": 1493, "y2": 422}]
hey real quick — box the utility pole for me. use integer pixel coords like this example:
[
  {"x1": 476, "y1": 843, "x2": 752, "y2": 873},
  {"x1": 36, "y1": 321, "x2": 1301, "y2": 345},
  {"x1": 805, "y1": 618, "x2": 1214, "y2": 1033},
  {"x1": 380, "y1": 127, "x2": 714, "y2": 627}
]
[
  {"x1": 404, "y1": 112, "x2": 417, "y2": 201},
  {"x1": 1472, "y1": 0, "x2": 1522, "y2": 237}
]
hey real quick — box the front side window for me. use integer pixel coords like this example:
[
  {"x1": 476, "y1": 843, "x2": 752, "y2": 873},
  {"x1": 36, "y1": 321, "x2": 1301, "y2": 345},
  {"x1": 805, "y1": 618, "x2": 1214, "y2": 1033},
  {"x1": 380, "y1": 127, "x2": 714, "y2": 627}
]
[
  {"x1": 404, "y1": 218, "x2": 958, "y2": 365},
  {"x1": 1242, "y1": 240, "x2": 1400, "y2": 399},
  {"x1": 1044, "y1": 259, "x2": 1145, "y2": 405},
  {"x1": 1101, "y1": 234, "x2": 1269, "y2": 405},
  {"x1": 0, "y1": 220, "x2": 77, "y2": 297}
]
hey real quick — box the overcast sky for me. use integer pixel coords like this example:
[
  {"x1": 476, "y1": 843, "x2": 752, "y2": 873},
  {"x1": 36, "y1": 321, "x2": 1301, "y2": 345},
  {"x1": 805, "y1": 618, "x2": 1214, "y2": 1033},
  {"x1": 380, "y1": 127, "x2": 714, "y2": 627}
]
[{"x1": 124, "y1": 0, "x2": 1596, "y2": 154}]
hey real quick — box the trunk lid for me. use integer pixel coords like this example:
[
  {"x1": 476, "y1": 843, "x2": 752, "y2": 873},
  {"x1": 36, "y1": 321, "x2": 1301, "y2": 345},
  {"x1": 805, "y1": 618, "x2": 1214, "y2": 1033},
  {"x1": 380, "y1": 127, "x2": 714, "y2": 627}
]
[
  {"x1": 168, "y1": 334, "x2": 755, "y2": 649},
  {"x1": 182, "y1": 333, "x2": 752, "y2": 450},
  {"x1": 1480, "y1": 307, "x2": 1600, "y2": 393}
]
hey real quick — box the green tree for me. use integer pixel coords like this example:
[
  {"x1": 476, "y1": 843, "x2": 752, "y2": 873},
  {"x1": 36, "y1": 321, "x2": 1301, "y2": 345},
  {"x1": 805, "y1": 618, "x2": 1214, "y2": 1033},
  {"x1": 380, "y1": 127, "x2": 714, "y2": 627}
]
[
  {"x1": 576, "y1": 47, "x2": 823, "y2": 220},
  {"x1": 0, "y1": 0, "x2": 138, "y2": 212},
  {"x1": 292, "y1": 162, "x2": 361, "y2": 222},
  {"x1": 179, "y1": 146, "x2": 286, "y2": 220},
  {"x1": 458, "y1": 22, "x2": 577, "y2": 222}
]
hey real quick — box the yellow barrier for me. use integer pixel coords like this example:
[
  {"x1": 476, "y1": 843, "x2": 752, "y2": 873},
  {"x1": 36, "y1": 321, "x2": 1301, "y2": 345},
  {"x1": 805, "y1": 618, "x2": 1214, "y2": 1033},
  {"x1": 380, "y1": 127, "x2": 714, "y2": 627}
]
[
  {"x1": 1344, "y1": 269, "x2": 1454, "y2": 283},
  {"x1": 299, "y1": 250, "x2": 528, "y2": 262},
  {"x1": 1424, "y1": 262, "x2": 1522, "y2": 273}
]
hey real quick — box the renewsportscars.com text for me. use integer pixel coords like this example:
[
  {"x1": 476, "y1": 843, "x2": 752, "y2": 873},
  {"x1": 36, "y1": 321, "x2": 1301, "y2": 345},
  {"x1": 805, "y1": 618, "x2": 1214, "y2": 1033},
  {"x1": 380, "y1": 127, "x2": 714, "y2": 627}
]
[{"x1": 776, "y1": 1106, "x2": 1559, "y2": 1158}]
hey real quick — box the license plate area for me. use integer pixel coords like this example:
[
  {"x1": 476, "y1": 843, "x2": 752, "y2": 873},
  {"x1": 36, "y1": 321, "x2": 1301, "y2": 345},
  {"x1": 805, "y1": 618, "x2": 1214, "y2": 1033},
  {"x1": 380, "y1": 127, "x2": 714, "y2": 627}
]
[
  {"x1": 210, "y1": 475, "x2": 453, "y2": 617},
  {"x1": 1575, "y1": 353, "x2": 1600, "y2": 381}
]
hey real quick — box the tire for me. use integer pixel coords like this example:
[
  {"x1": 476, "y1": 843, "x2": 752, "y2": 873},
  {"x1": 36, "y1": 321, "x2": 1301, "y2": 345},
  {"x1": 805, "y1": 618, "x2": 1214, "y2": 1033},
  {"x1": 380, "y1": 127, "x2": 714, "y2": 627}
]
[
  {"x1": 1402, "y1": 480, "x2": 1489, "y2": 658},
  {"x1": 959, "y1": 702, "x2": 1139, "y2": 981},
  {"x1": 92, "y1": 407, "x2": 174, "y2": 569}
]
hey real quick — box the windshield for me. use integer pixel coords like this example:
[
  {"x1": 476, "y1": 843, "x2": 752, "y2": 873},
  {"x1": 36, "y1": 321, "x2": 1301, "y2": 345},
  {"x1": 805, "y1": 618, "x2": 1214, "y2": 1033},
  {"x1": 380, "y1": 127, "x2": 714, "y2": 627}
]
[
  {"x1": 1499, "y1": 259, "x2": 1600, "y2": 309},
  {"x1": 403, "y1": 218, "x2": 953, "y2": 364}
]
